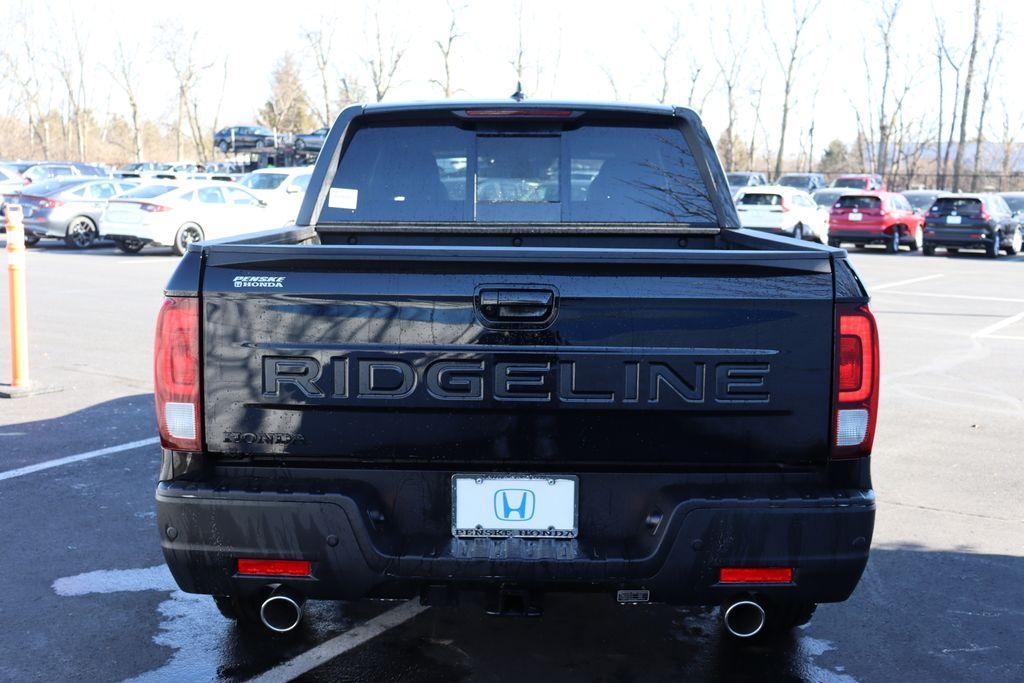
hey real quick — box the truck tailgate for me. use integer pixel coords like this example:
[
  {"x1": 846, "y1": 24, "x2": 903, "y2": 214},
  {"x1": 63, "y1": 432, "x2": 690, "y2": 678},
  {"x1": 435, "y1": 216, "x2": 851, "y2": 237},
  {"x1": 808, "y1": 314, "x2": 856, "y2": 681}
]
[{"x1": 201, "y1": 245, "x2": 834, "y2": 467}]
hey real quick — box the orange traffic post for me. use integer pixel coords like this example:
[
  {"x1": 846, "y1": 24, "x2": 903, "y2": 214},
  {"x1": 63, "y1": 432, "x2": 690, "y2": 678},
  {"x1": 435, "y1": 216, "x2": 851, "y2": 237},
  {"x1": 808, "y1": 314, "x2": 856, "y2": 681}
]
[{"x1": 1, "y1": 204, "x2": 59, "y2": 398}]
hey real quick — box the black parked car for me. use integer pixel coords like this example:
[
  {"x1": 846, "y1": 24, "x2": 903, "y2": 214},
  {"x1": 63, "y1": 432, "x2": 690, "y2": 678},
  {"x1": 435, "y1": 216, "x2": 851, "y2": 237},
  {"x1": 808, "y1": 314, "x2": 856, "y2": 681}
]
[
  {"x1": 294, "y1": 127, "x2": 329, "y2": 153},
  {"x1": 922, "y1": 194, "x2": 1022, "y2": 258},
  {"x1": 213, "y1": 126, "x2": 277, "y2": 153},
  {"x1": 776, "y1": 172, "x2": 827, "y2": 192}
]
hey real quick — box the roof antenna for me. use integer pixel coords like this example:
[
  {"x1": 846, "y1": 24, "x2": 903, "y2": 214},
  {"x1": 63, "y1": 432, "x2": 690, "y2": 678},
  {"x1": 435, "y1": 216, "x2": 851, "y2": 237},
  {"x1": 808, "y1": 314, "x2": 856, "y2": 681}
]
[{"x1": 510, "y1": 81, "x2": 526, "y2": 102}]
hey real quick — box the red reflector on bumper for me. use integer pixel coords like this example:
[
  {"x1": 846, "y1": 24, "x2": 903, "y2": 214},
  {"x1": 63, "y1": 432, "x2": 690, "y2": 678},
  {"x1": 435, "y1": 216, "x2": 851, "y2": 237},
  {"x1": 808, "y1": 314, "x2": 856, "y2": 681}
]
[
  {"x1": 719, "y1": 567, "x2": 793, "y2": 583},
  {"x1": 237, "y1": 559, "x2": 311, "y2": 577}
]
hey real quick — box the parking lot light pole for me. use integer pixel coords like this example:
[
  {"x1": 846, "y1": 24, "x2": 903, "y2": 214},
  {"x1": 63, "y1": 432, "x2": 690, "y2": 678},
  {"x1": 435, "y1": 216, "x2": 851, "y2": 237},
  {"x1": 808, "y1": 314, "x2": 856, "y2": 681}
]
[{"x1": 1, "y1": 205, "x2": 60, "y2": 398}]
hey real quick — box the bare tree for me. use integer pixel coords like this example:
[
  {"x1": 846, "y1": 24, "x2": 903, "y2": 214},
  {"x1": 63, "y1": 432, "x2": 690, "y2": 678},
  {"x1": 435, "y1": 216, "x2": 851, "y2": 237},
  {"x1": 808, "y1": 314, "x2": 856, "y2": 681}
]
[
  {"x1": 157, "y1": 22, "x2": 214, "y2": 161},
  {"x1": 714, "y1": 21, "x2": 746, "y2": 171},
  {"x1": 873, "y1": 0, "x2": 902, "y2": 177},
  {"x1": 51, "y1": 15, "x2": 90, "y2": 161},
  {"x1": 970, "y1": 23, "x2": 1002, "y2": 190},
  {"x1": 302, "y1": 23, "x2": 337, "y2": 126},
  {"x1": 747, "y1": 75, "x2": 766, "y2": 172},
  {"x1": 762, "y1": 0, "x2": 821, "y2": 178},
  {"x1": 109, "y1": 40, "x2": 144, "y2": 162},
  {"x1": 936, "y1": 20, "x2": 965, "y2": 189},
  {"x1": 363, "y1": 12, "x2": 406, "y2": 101},
  {"x1": 998, "y1": 100, "x2": 1023, "y2": 191},
  {"x1": 601, "y1": 65, "x2": 621, "y2": 100},
  {"x1": 951, "y1": 0, "x2": 981, "y2": 192},
  {"x1": 4, "y1": 6, "x2": 53, "y2": 159},
  {"x1": 651, "y1": 21, "x2": 681, "y2": 104},
  {"x1": 431, "y1": 2, "x2": 463, "y2": 97}
]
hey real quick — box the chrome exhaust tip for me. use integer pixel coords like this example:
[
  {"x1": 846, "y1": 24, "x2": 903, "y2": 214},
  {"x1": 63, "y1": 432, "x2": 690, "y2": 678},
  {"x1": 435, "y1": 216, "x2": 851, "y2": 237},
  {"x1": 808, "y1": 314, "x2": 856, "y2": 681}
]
[
  {"x1": 259, "y1": 589, "x2": 303, "y2": 633},
  {"x1": 723, "y1": 599, "x2": 766, "y2": 638}
]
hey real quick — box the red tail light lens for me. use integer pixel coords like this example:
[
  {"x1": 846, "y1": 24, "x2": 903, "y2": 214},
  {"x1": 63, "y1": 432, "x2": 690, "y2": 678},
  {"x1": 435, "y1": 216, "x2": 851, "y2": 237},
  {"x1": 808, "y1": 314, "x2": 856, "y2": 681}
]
[
  {"x1": 140, "y1": 203, "x2": 172, "y2": 213},
  {"x1": 833, "y1": 304, "x2": 879, "y2": 458},
  {"x1": 38, "y1": 198, "x2": 61, "y2": 209},
  {"x1": 237, "y1": 559, "x2": 311, "y2": 577},
  {"x1": 154, "y1": 297, "x2": 201, "y2": 451},
  {"x1": 464, "y1": 108, "x2": 572, "y2": 117},
  {"x1": 719, "y1": 567, "x2": 794, "y2": 584}
]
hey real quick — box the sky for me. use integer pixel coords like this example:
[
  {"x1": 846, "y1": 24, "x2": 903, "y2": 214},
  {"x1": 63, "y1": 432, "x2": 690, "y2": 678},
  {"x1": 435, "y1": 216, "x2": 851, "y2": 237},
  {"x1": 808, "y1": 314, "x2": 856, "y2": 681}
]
[{"x1": 4, "y1": 0, "x2": 1021, "y2": 162}]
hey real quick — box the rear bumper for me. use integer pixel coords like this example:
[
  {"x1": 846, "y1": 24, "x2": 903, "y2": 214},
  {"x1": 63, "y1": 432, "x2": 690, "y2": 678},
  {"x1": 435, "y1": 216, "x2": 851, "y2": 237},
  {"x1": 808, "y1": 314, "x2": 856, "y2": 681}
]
[
  {"x1": 828, "y1": 226, "x2": 890, "y2": 243},
  {"x1": 923, "y1": 227, "x2": 995, "y2": 249},
  {"x1": 156, "y1": 468, "x2": 874, "y2": 606}
]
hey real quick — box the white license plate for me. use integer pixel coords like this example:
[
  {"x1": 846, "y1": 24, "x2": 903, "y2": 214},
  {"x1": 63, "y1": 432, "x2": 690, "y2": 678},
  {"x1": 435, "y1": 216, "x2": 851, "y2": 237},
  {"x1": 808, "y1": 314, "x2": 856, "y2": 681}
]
[
  {"x1": 848, "y1": 212, "x2": 862, "y2": 221},
  {"x1": 452, "y1": 475, "x2": 577, "y2": 538},
  {"x1": 946, "y1": 215, "x2": 962, "y2": 224}
]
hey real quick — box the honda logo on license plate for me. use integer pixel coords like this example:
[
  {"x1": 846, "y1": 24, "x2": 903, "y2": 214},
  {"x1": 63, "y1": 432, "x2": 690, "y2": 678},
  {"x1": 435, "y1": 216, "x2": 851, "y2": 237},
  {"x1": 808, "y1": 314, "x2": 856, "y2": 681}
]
[{"x1": 494, "y1": 489, "x2": 535, "y2": 521}]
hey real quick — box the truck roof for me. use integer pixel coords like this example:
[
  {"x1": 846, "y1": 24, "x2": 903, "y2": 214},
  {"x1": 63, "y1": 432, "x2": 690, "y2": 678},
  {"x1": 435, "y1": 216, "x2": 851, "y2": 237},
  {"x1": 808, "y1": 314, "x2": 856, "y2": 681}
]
[{"x1": 360, "y1": 99, "x2": 685, "y2": 117}]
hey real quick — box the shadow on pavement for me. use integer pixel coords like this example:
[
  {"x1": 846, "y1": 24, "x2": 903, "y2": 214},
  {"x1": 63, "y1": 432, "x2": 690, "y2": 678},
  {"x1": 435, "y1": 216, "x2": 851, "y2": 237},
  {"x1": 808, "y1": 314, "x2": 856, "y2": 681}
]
[
  {"x1": 293, "y1": 545, "x2": 1024, "y2": 682},
  {"x1": 0, "y1": 392, "x2": 156, "y2": 471}
]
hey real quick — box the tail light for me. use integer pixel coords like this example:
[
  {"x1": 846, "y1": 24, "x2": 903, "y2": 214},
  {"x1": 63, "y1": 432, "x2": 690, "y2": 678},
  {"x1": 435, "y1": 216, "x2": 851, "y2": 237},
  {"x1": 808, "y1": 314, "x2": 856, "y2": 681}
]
[
  {"x1": 237, "y1": 559, "x2": 311, "y2": 577},
  {"x1": 780, "y1": 198, "x2": 791, "y2": 212},
  {"x1": 140, "y1": 203, "x2": 172, "y2": 212},
  {"x1": 37, "y1": 198, "x2": 61, "y2": 209},
  {"x1": 832, "y1": 304, "x2": 879, "y2": 458},
  {"x1": 154, "y1": 297, "x2": 202, "y2": 451},
  {"x1": 719, "y1": 567, "x2": 793, "y2": 584}
]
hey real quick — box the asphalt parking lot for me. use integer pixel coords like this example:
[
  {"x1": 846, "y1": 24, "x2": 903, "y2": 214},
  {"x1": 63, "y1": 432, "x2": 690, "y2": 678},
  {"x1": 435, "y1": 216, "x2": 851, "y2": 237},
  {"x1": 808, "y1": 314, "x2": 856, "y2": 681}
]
[{"x1": 1, "y1": 239, "x2": 1023, "y2": 682}]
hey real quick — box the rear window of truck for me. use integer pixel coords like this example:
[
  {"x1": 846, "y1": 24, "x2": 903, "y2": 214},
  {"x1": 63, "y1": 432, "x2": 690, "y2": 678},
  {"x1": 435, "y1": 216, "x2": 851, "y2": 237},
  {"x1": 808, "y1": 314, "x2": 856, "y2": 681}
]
[{"x1": 322, "y1": 122, "x2": 716, "y2": 224}]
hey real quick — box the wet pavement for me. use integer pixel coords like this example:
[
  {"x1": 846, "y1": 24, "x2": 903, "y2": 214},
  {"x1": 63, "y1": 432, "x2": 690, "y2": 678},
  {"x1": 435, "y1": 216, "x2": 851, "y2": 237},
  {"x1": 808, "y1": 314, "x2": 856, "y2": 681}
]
[{"x1": 1, "y1": 240, "x2": 1023, "y2": 681}]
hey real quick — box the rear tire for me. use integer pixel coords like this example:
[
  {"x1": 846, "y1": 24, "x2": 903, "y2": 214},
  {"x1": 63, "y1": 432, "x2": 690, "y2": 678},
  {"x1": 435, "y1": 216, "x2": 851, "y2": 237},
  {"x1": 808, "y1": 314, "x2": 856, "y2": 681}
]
[
  {"x1": 986, "y1": 233, "x2": 1001, "y2": 259},
  {"x1": 218, "y1": 140, "x2": 229, "y2": 154},
  {"x1": 113, "y1": 237, "x2": 145, "y2": 254},
  {"x1": 212, "y1": 595, "x2": 264, "y2": 631},
  {"x1": 173, "y1": 223, "x2": 204, "y2": 256},
  {"x1": 827, "y1": 238, "x2": 840, "y2": 248},
  {"x1": 1004, "y1": 228, "x2": 1021, "y2": 255},
  {"x1": 24, "y1": 233, "x2": 41, "y2": 246},
  {"x1": 768, "y1": 601, "x2": 817, "y2": 632},
  {"x1": 947, "y1": 248, "x2": 959, "y2": 255},
  {"x1": 793, "y1": 223, "x2": 804, "y2": 241},
  {"x1": 908, "y1": 225, "x2": 922, "y2": 252},
  {"x1": 922, "y1": 244, "x2": 935, "y2": 256},
  {"x1": 886, "y1": 229, "x2": 900, "y2": 253},
  {"x1": 64, "y1": 216, "x2": 98, "y2": 249}
]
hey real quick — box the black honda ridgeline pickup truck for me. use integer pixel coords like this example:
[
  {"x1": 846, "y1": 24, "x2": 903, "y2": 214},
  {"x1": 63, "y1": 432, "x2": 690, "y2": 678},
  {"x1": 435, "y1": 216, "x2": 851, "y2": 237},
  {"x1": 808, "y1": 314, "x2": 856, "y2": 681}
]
[{"x1": 155, "y1": 101, "x2": 878, "y2": 638}]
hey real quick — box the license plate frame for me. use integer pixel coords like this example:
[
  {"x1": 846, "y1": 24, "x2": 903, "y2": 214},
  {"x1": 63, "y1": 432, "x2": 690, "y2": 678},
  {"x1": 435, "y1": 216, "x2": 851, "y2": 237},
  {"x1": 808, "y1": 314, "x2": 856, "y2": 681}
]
[
  {"x1": 848, "y1": 212, "x2": 863, "y2": 221},
  {"x1": 946, "y1": 215, "x2": 962, "y2": 224},
  {"x1": 451, "y1": 474, "x2": 578, "y2": 539}
]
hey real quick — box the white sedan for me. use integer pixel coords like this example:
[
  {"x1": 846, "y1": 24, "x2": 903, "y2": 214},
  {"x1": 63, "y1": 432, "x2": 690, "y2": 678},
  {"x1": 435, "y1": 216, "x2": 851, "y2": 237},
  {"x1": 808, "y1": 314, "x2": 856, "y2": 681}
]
[
  {"x1": 238, "y1": 167, "x2": 313, "y2": 227},
  {"x1": 734, "y1": 185, "x2": 829, "y2": 242},
  {"x1": 100, "y1": 181, "x2": 279, "y2": 255}
]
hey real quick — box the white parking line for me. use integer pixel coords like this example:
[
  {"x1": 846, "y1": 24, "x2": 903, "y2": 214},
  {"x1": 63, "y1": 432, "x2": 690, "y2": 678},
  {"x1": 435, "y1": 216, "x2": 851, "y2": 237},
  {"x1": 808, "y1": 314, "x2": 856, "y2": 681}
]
[
  {"x1": 874, "y1": 290, "x2": 1024, "y2": 304},
  {"x1": 249, "y1": 600, "x2": 428, "y2": 683},
  {"x1": 0, "y1": 437, "x2": 159, "y2": 482},
  {"x1": 870, "y1": 274, "x2": 944, "y2": 291},
  {"x1": 972, "y1": 311, "x2": 1024, "y2": 339}
]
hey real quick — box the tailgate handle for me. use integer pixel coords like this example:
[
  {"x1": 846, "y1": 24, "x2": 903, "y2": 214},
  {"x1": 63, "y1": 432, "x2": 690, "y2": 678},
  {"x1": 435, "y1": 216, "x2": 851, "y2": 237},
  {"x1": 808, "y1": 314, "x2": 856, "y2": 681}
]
[{"x1": 478, "y1": 289, "x2": 554, "y2": 321}]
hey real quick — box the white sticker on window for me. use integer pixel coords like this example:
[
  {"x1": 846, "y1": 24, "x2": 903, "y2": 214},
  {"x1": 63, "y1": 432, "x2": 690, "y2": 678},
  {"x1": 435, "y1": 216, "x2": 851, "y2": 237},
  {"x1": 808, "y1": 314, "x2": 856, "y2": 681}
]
[{"x1": 328, "y1": 187, "x2": 358, "y2": 210}]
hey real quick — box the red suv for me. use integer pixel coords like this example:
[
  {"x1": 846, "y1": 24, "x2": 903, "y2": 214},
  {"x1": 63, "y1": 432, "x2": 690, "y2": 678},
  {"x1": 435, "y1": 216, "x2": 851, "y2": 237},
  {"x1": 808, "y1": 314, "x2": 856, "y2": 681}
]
[
  {"x1": 828, "y1": 192, "x2": 925, "y2": 253},
  {"x1": 831, "y1": 174, "x2": 886, "y2": 191}
]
